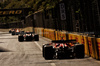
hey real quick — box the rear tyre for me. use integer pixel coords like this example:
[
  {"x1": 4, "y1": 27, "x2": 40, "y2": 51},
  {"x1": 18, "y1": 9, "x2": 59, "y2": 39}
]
[
  {"x1": 12, "y1": 32, "x2": 15, "y2": 35},
  {"x1": 74, "y1": 44, "x2": 84, "y2": 58},
  {"x1": 42, "y1": 45, "x2": 45, "y2": 57},
  {"x1": 9, "y1": 30, "x2": 11, "y2": 33},
  {"x1": 34, "y1": 35, "x2": 39, "y2": 41},
  {"x1": 44, "y1": 46, "x2": 54, "y2": 59},
  {"x1": 18, "y1": 36, "x2": 24, "y2": 42}
]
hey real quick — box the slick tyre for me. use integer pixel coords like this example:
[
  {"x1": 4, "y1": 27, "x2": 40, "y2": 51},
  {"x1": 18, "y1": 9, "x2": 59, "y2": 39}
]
[
  {"x1": 34, "y1": 35, "x2": 39, "y2": 41},
  {"x1": 12, "y1": 32, "x2": 15, "y2": 35},
  {"x1": 44, "y1": 46, "x2": 54, "y2": 60},
  {"x1": 42, "y1": 45, "x2": 45, "y2": 57},
  {"x1": 18, "y1": 36, "x2": 24, "y2": 42},
  {"x1": 9, "y1": 30, "x2": 11, "y2": 33},
  {"x1": 74, "y1": 44, "x2": 84, "y2": 58}
]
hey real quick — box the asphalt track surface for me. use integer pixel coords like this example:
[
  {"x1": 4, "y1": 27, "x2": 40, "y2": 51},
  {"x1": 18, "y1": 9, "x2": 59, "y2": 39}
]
[{"x1": 0, "y1": 31, "x2": 100, "y2": 66}]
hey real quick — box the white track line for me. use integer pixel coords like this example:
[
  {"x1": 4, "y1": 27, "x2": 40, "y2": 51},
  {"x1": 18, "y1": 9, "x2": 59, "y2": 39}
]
[
  {"x1": 34, "y1": 42, "x2": 42, "y2": 51},
  {"x1": 34, "y1": 41, "x2": 56, "y2": 66}
]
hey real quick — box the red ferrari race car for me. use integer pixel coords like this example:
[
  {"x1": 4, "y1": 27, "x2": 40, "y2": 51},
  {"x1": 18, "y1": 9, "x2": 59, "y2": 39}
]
[
  {"x1": 9, "y1": 28, "x2": 21, "y2": 35},
  {"x1": 42, "y1": 40, "x2": 84, "y2": 59},
  {"x1": 18, "y1": 31, "x2": 39, "y2": 42}
]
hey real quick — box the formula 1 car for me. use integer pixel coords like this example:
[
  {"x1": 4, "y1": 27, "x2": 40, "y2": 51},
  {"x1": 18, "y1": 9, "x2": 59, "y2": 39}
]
[
  {"x1": 9, "y1": 29, "x2": 15, "y2": 33},
  {"x1": 42, "y1": 40, "x2": 84, "y2": 59},
  {"x1": 18, "y1": 31, "x2": 39, "y2": 42},
  {"x1": 10, "y1": 28, "x2": 20, "y2": 35}
]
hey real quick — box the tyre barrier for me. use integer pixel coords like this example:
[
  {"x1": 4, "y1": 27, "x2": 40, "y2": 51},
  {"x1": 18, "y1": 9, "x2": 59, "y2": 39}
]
[
  {"x1": 74, "y1": 44, "x2": 85, "y2": 58},
  {"x1": 43, "y1": 45, "x2": 55, "y2": 59},
  {"x1": 18, "y1": 36, "x2": 24, "y2": 42},
  {"x1": 34, "y1": 35, "x2": 39, "y2": 41}
]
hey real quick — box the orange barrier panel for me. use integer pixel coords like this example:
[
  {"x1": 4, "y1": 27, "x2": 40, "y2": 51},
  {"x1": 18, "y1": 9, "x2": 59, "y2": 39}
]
[
  {"x1": 58, "y1": 31, "x2": 62, "y2": 40},
  {"x1": 68, "y1": 33, "x2": 76, "y2": 40},
  {"x1": 84, "y1": 36, "x2": 90, "y2": 56},
  {"x1": 43, "y1": 29, "x2": 56, "y2": 40},
  {"x1": 96, "y1": 38, "x2": 100, "y2": 60},
  {"x1": 51, "y1": 30, "x2": 55, "y2": 40},
  {"x1": 80, "y1": 35, "x2": 84, "y2": 44},
  {"x1": 74, "y1": 34, "x2": 84, "y2": 44},
  {"x1": 88, "y1": 37, "x2": 94, "y2": 57},
  {"x1": 55, "y1": 31, "x2": 59, "y2": 40},
  {"x1": 46, "y1": 29, "x2": 48, "y2": 38},
  {"x1": 39, "y1": 28, "x2": 44, "y2": 36},
  {"x1": 60, "y1": 32, "x2": 67, "y2": 40},
  {"x1": 75, "y1": 34, "x2": 80, "y2": 43},
  {"x1": 41, "y1": 28, "x2": 44, "y2": 36},
  {"x1": 55, "y1": 31, "x2": 67, "y2": 40},
  {"x1": 68, "y1": 34, "x2": 82, "y2": 43},
  {"x1": 88, "y1": 37, "x2": 98, "y2": 59},
  {"x1": 43, "y1": 29, "x2": 46, "y2": 37}
]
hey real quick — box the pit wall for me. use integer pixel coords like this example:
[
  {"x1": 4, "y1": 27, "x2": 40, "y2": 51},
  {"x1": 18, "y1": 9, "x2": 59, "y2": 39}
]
[{"x1": 34, "y1": 27, "x2": 100, "y2": 60}]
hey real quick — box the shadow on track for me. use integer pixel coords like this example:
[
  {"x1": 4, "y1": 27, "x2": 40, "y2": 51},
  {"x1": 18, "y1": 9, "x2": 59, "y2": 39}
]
[{"x1": 0, "y1": 47, "x2": 12, "y2": 52}]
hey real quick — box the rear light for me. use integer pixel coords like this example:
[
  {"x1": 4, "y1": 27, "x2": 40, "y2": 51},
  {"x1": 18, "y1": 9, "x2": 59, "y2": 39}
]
[
  {"x1": 60, "y1": 44, "x2": 64, "y2": 47},
  {"x1": 65, "y1": 44, "x2": 68, "y2": 47},
  {"x1": 16, "y1": 29, "x2": 20, "y2": 32}
]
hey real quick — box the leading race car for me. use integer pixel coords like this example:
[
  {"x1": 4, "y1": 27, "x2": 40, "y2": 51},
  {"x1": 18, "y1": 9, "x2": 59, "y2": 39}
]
[
  {"x1": 9, "y1": 28, "x2": 20, "y2": 35},
  {"x1": 9, "y1": 29, "x2": 15, "y2": 33},
  {"x1": 42, "y1": 40, "x2": 84, "y2": 59},
  {"x1": 18, "y1": 31, "x2": 39, "y2": 42}
]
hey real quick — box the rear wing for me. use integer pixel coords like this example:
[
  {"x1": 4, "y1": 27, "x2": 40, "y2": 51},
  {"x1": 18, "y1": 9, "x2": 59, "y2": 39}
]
[{"x1": 52, "y1": 40, "x2": 76, "y2": 43}]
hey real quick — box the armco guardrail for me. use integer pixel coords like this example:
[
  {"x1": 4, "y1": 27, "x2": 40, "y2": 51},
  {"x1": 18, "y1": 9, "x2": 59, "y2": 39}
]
[{"x1": 34, "y1": 28, "x2": 100, "y2": 60}]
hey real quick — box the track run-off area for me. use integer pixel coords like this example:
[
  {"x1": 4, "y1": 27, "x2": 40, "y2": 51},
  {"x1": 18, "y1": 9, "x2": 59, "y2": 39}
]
[{"x1": 0, "y1": 31, "x2": 100, "y2": 66}]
